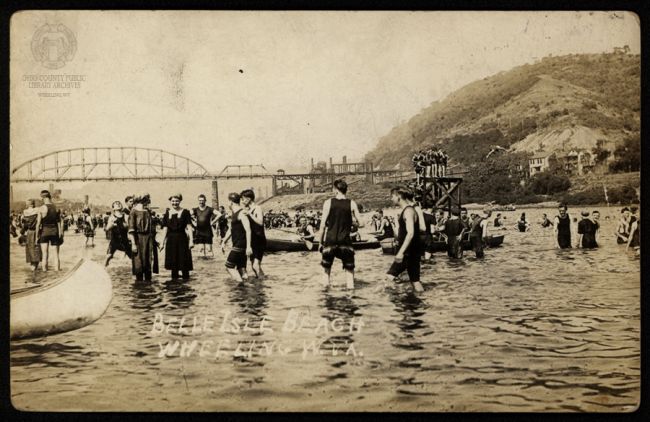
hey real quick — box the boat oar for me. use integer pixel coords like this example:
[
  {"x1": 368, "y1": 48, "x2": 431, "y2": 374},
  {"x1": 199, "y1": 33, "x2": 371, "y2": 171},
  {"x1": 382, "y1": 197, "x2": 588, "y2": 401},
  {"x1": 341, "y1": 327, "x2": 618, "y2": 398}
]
[{"x1": 303, "y1": 239, "x2": 314, "y2": 251}]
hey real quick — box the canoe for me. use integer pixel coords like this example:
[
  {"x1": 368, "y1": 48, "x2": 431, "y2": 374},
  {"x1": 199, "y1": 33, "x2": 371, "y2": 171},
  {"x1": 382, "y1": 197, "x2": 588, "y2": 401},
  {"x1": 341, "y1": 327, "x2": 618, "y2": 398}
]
[
  {"x1": 380, "y1": 235, "x2": 505, "y2": 255},
  {"x1": 266, "y1": 238, "x2": 381, "y2": 253},
  {"x1": 11, "y1": 259, "x2": 113, "y2": 340}
]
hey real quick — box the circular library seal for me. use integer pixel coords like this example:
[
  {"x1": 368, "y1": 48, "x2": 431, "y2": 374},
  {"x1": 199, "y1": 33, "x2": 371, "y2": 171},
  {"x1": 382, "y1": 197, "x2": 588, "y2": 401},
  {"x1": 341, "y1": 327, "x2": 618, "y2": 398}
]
[{"x1": 31, "y1": 24, "x2": 77, "y2": 69}]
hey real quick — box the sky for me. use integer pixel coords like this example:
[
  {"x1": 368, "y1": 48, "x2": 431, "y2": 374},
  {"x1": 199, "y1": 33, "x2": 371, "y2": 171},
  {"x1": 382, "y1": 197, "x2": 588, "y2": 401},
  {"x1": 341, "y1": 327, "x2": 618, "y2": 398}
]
[{"x1": 10, "y1": 11, "x2": 640, "y2": 173}]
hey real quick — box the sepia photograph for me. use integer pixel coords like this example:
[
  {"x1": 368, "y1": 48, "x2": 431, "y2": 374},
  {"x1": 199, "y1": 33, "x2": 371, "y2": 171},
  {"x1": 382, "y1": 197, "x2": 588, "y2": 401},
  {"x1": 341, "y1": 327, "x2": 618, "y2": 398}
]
[{"x1": 8, "y1": 10, "x2": 641, "y2": 412}]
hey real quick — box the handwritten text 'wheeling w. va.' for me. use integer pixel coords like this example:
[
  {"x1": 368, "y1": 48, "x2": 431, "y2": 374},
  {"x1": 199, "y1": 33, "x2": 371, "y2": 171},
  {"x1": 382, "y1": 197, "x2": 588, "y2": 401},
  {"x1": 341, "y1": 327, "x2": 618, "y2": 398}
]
[{"x1": 151, "y1": 310, "x2": 366, "y2": 360}]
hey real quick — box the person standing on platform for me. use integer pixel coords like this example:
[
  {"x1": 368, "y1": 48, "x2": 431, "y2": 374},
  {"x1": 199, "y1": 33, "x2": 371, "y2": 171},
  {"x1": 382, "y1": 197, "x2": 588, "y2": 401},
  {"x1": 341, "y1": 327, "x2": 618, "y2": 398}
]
[
  {"x1": 21, "y1": 199, "x2": 42, "y2": 275},
  {"x1": 38, "y1": 190, "x2": 63, "y2": 271},
  {"x1": 160, "y1": 194, "x2": 194, "y2": 280},
  {"x1": 128, "y1": 193, "x2": 159, "y2": 281},
  {"x1": 319, "y1": 179, "x2": 361, "y2": 290},
  {"x1": 554, "y1": 204, "x2": 572, "y2": 249},
  {"x1": 104, "y1": 201, "x2": 132, "y2": 267},
  {"x1": 192, "y1": 194, "x2": 217, "y2": 257},
  {"x1": 386, "y1": 187, "x2": 424, "y2": 292},
  {"x1": 241, "y1": 189, "x2": 267, "y2": 279},
  {"x1": 222, "y1": 193, "x2": 253, "y2": 281}
]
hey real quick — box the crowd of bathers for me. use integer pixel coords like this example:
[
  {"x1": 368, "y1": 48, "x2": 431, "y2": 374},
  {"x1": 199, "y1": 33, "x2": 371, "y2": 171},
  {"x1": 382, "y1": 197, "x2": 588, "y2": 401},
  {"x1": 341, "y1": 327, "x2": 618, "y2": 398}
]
[
  {"x1": 11, "y1": 184, "x2": 641, "y2": 288},
  {"x1": 263, "y1": 209, "x2": 323, "y2": 230}
]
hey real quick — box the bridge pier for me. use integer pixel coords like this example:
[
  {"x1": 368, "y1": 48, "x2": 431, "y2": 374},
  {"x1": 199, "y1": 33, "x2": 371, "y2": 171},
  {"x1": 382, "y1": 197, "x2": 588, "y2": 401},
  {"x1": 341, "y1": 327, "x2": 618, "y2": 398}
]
[{"x1": 211, "y1": 179, "x2": 219, "y2": 208}]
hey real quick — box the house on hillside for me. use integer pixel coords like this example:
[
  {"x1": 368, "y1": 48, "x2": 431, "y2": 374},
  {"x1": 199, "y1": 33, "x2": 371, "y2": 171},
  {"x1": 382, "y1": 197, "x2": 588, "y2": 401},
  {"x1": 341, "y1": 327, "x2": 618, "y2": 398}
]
[
  {"x1": 562, "y1": 149, "x2": 595, "y2": 175},
  {"x1": 529, "y1": 152, "x2": 551, "y2": 176}
]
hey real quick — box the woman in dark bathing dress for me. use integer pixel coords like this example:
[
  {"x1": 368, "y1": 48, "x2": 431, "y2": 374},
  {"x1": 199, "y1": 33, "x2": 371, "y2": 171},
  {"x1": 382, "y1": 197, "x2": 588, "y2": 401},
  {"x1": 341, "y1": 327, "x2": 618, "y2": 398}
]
[
  {"x1": 161, "y1": 194, "x2": 194, "y2": 280},
  {"x1": 128, "y1": 193, "x2": 159, "y2": 281}
]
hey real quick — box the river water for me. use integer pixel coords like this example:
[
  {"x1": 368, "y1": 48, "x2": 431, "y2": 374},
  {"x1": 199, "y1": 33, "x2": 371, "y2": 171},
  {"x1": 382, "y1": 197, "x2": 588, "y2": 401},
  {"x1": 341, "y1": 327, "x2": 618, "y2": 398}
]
[{"x1": 10, "y1": 207, "x2": 640, "y2": 412}]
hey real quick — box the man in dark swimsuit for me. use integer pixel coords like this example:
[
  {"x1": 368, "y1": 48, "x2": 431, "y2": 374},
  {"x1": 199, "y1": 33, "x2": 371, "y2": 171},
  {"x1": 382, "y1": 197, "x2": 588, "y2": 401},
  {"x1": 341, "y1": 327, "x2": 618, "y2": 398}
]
[
  {"x1": 192, "y1": 194, "x2": 217, "y2": 257},
  {"x1": 554, "y1": 204, "x2": 572, "y2": 249},
  {"x1": 577, "y1": 210, "x2": 598, "y2": 249},
  {"x1": 494, "y1": 213, "x2": 503, "y2": 228},
  {"x1": 386, "y1": 187, "x2": 424, "y2": 292},
  {"x1": 241, "y1": 189, "x2": 267, "y2": 279},
  {"x1": 591, "y1": 210, "x2": 601, "y2": 247},
  {"x1": 460, "y1": 207, "x2": 471, "y2": 232},
  {"x1": 105, "y1": 200, "x2": 132, "y2": 266},
  {"x1": 319, "y1": 179, "x2": 361, "y2": 290},
  {"x1": 541, "y1": 213, "x2": 553, "y2": 228},
  {"x1": 216, "y1": 206, "x2": 229, "y2": 241},
  {"x1": 373, "y1": 210, "x2": 395, "y2": 241},
  {"x1": 444, "y1": 207, "x2": 465, "y2": 258},
  {"x1": 469, "y1": 210, "x2": 489, "y2": 258},
  {"x1": 38, "y1": 190, "x2": 63, "y2": 271},
  {"x1": 123, "y1": 195, "x2": 134, "y2": 217},
  {"x1": 421, "y1": 200, "x2": 436, "y2": 261},
  {"x1": 222, "y1": 193, "x2": 253, "y2": 282}
]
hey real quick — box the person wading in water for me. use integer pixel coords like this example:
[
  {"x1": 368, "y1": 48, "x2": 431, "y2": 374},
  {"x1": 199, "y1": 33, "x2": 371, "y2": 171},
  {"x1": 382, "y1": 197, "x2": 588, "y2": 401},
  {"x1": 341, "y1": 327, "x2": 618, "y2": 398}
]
[
  {"x1": 221, "y1": 192, "x2": 253, "y2": 282},
  {"x1": 554, "y1": 204, "x2": 572, "y2": 249},
  {"x1": 576, "y1": 210, "x2": 598, "y2": 249},
  {"x1": 192, "y1": 194, "x2": 217, "y2": 257},
  {"x1": 104, "y1": 201, "x2": 132, "y2": 267},
  {"x1": 386, "y1": 187, "x2": 424, "y2": 292},
  {"x1": 421, "y1": 199, "x2": 436, "y2": 261},
  {"x1": 615, "y1": 207, "x2": 631, "y2": 244},
  {"x1": 215, "y1": 205, "x2": 229, "y2": 245},
  {"x1": 444, "y1": 207, "x2": 465, "y2": 259},
  {"x1": 319, "y1": 179, "x2": 361, "y2": 290},
  {"x1": 38, "y1": 190, "x2": 63, "y2": 271},
  {"x1": 82, "y1": 207, "x2": 95, "y2": 247},
  {"x1": 240, "y1": 189, "x2": 267, "y2": 279},
  {"x1": 469, "y1": 209, "x2": 490, "y2": 258},
  {"x1": 591, "y1": 210, "x2": 601, "y2": 247},
  {"x1": 160, "y1": 194, "x2": 194, "y2": 280},
  {"x1": 21, "y1": 199, "x2": 43, "y2": 277},
  {"x1": 128, "y1": 193, "x2": 159, "y2": 281}
]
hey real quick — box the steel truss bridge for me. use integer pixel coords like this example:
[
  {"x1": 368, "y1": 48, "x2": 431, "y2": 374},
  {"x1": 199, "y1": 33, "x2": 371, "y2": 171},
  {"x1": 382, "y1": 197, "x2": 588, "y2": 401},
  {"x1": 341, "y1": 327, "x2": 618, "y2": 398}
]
[
  {"x1": 11, "y1": 147, "x2": 407, "y2": 185},
  {"x1": 11, "y1": 147, "x2": 211, "y2": 182}
]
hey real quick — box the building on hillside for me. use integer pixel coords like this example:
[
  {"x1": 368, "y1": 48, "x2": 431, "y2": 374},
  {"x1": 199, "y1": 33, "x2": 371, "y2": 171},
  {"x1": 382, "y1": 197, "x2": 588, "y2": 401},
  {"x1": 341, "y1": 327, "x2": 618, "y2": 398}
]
[
  {"x1": 562, "y1": 149, "x2": 595, "y2": 175},
  {"x1": 528, "y1": 152, "x2": 551, "y2": 176}
]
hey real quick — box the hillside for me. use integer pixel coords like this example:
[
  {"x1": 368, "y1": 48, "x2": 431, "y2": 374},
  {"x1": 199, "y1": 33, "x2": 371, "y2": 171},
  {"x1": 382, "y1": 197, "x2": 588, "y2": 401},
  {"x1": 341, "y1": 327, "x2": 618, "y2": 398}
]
[{"x1": 366, "y1": 52, "x2": 640, "y2": 169}]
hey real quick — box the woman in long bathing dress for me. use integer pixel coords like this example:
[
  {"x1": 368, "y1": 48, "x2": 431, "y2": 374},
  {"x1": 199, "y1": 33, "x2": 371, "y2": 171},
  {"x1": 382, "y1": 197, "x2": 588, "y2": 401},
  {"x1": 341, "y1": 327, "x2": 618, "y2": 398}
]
[
  {"x1": 128, "y1": 193, "x2": 159, "y2": 281},
  {"x1": 21, "y1": 199, "x2": 42, "y2": 277},
  {"x1": 105, "y1": 201, "x2": 132, "y2": 267},
  {"x1": 82, "y1": 207, "x2": 95, "y2": 247},
  {"x1": 160, "y1": 194, "x2": 194, "y2": 280}
]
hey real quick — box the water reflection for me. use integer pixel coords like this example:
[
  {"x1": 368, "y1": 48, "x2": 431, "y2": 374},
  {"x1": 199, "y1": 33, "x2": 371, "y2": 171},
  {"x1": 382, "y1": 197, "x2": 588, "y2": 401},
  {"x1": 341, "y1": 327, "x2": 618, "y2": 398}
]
[
  {"x1": 162, "y1": 279, "x2": 197, "y2": 310},
  {"x1": 8, "y1": 205, "x2": 640, "y2": 411},
  {"x1": 229, "y1": 279, "x2": 269, "y2": 321}
]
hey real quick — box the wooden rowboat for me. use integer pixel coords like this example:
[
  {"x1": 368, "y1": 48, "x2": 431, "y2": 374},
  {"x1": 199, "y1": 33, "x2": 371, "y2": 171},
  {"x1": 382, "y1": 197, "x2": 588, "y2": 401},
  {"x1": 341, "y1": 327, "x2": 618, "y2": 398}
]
[
  {"x1": 380, "y1": 235, "x2": 505, "y2": 255},
  {"x1": 266, "y1": 238, "x2": 381, "y2": 253},
  {"x1": 11, "y1": 259, "x2": 113, "y2": 340}
]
